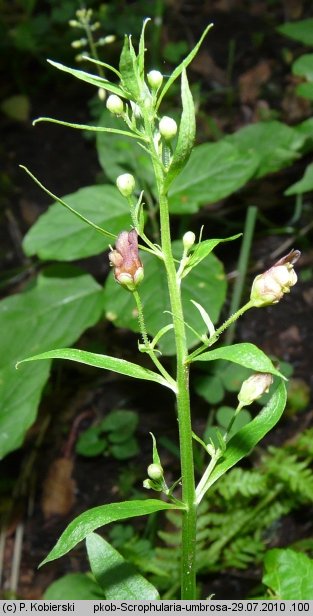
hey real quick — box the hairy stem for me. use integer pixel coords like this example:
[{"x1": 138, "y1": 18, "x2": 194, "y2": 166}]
[{"x1": 143, "y1": 115, "x2": 197, "y2": 599}]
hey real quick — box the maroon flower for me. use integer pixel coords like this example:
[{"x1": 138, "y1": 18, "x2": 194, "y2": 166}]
[{"x1": 109, "y1": 230, "x2": 144, "y2": 292}]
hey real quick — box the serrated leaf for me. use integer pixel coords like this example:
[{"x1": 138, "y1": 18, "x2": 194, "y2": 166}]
[
  {"x1": 44, "y1": 573, "x2": 105, "y2": 600},
  {"x1": 263, "y1": 548, "x2": 313, "y2": 599},
  {"x1": 277, "y1": 19, "x2": 313, "y2": 46},
  {"x1": 205, "y1": 380, "x2": 287, "y2": 489},
  {"x1": 0, "y1": 266, "x2": 104, "y2": 458},
  {"x1": 86, "y1": 533, "x2": 159, "y2": 600},
  {"x1": 285, "y1": 162, "x2": 313, "y2": 195},
  {"x1": 47, "y1": 60, "x2": 125, "y2": 97},
  {"x1": 169, "y1": 141, "x2": 258, "y2": 213},
  {"x1": 164, "y1": 69, "x2": 195, "y2": 190},
  {"x1": 103, "y1": 242, "x2": 227, "y2": 355},
  {"x1": 40, "y1": 499, "x2": 181, "y2": 565},
  {"x1": 157, "y1": 23, "x2": 213, "y2": 109},
  {"x1": 23, "y1": 185, "x2": 130, "y2": 261},
  {"x1": 17, "y1": 348, "x2": 176, "y2": 392},
  {"x1": 192, "y1": 343, "x2": 285, "y2": 379},
  {"x1": 226, "y1": 121, "x2": 305, "y2": 179}
]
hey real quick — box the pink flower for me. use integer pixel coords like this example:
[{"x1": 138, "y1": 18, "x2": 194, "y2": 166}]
[
  {"x1": 250, "y1": 249, "x2": 300, "y2": 307},
  {"x1": 109, "y1": 230, "x2": 144, "y2": 292}
]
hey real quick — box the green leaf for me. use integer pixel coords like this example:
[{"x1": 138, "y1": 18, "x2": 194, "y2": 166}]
[
  {"x1": 23, "y1": 185, "x2": 130, "y2": 261},
  {"x1": 296, "y1": 82, "x2": 313, "y2": 100},
  {"x1": 44, "y1": 573, "x2": 105, "y2": 600},
  {"x1": 157, "y1": 24, "x2": 213, "y2": 110},
  {"x1": 285, "y1": 162, "x2": 313, "y2": 195},
  {"x1": 41, "y1": 499, "x2": 181, "y2": 565},
  {"x1": 17, "y1": 348, "x2": 176, "y2": 392},
  {"x1": 226, "y1": 121, "x2": 305, "y2": 179},
  {"x1": 101, "y1": 410, "x2": 138, "y2": 436},
  {"x1": 216, "y1": 406, "x2": 251, "y2": 437},
  {"x1": 86, "y1": 532, "x2": 159, "y2": 600},
  {"x1": 183, "y1": 234, "x2": 241, "y2": 277},
  {"x1": 293, "y1": 53, "x2": 313, "y2": 81},
  {"x1": 164, "y1": 69, "x2": 195, "y2": 190},
  {"x1": 76, "y1": 427, "x2": 107, "y2": 457},
  {"x1": 33, "y1": 116, "x2": 141, "y2": 140},
  {"x1": 150, "y1": 432, "x2": 161, "y2": 466},
  {"x1": 206, "y1": 380, "x2": 287, "y2": 489},
  {"x1": 192, "y1": 342, "x2": 285, "y2": 379},
  {"x1": 277, "y1": 18, "x2": 313, "y2": 46},
  {"x1": 47, "y1": 60, "x2": 126, "y2": 97},
  {"x1": 195, "y1": 374, "x2": 224, "y2": 405},
  {"x1": 169, "y1": 141, "x2": 258, "y2": 213},
  {"x1": 0, "y1": 266, "x2": 104, "y2": 459},
  {"x1": 119, "y1": 35, "x2": 141, "y2": 100},
  {"x1": 111, "y1": 438, "x2": 139, "y2": 460},
  {"x1": 103, "y1": 242, "x2": 227, "y2": 355},
  {"x1": 262, "y1": 548, "x2": 313, "y2": 599}
]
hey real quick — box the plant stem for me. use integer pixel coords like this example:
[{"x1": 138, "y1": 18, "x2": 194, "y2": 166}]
[
  {"x1": 133, "y1": 290, "x2": 176, "y2": 389},
  {"x1": 225, "y1": 206, "x2": 257, "y2": 345},
  {"x1": 187, "y1": 300, "x2": 254, "y2": 363},
  {"x1": 143, "y1": 117, "x2": 197, "y2": 599}
]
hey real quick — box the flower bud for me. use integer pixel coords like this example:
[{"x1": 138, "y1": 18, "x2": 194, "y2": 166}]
[
  {"x1": 147, "y1": 70, "x2": 163, "y2": 90},
  {"x1": 250, "y1": 250, "x2": 300, "y2": 307},
  {"x1": 183, "y1": 231, "x2": 196, "y2": 252},
  {"x1": 116, "y1": 173, "x2": 136, "y2": 197},
  {"x1": 106, "y1": 94, "x2": 124, "y2": 115},
  {"x1": 109, "y1": 230, "x2": 144, "y2": 292},
  {"x1": 238, "y1": 373, "x2": 273, "y2": 407},
  {"x1": 147, "y1": 463, "x2": 163, "y2": 480},
  {"x1": 159, "y1": 116, "x2": 177, "y2": 140}
]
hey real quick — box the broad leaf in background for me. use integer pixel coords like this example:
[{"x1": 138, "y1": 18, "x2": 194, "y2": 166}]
[
  {"x1": 226, "y1": 121, "x2": 305, "y2": 179},
  {"x1": 41, "y1": 499, "x2": 180, "y2": 565},
  {"x1": 96, "y1": 110, "x2": 154, "y2": 188},
  {"x1": 292, "y1": 54, "x2": 313, "y2": 101},
  {"x1": 44, "y1": 573, "x2": 105, "y2": 600},
  {"x1": 262, "y1": 548, "x2": 313, "y2": 599},
  {"x1": 168, "y1": 141, "x2": 258, "y2": 214},
  {"x1": 205, "y1": 380, "x2": 287, "y2": 489},
  {"x1": 103, "y1": 242, "x2": 227, "y2": 355},
  {"x1": 285, "y1": 162, "x2": 313, "y2": 195},
  {"x1": 277, "y1": 18, "x2": 313, "y2": 46},
  {"x1": 23, "y1": 185, "x2": 130, "y2": 261},
  {"x1": 192, "y1": 343, "x2": 285, "y2": 379},
  {"x1": 19, "y1": 348, "x2": 176, "y2": 392},
  {"x1": 86, "y1": 532, "x2": 159, "y2": 600},
  {"x1": 0, "y1": 265, "x2": 104, "y2": 458}
]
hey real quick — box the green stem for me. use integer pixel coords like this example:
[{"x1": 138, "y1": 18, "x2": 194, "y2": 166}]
[
  {"x1": 143, "y1": 115, "x2": 197, "y2": 599},
  {"x1": 133, "y1": 290, "x2": 176, "y2": 390},
  {"x1": 187, "y1": 300, "x2": 254, "y2": 363},
  {"x1": 225, "y1": 206, "x2": 257, "y2": 345}
]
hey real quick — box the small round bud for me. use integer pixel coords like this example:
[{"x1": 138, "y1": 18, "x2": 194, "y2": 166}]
[
  {"x1": 98, "y1": 88, "x2": 106, "y2": 101},
  {"x1": 238, "y1": 373, "x2": 273, "y2": 407},
  {"x1": 183, "y1": 231, "x2": 196, "y2": 251},
  {"x1": 116, "y1": 173, "x2": 136, "y2": 197},
  {"x1": 147, "y1": 463, "x2": 163, "y2": 481},
  {"x1": 159, "y1": 116, "x2": 177, "y2": 140},
  {"x1": 250, "y1": 250, "x2": 300, "y2": 308},
  {"x1": 147, "y1": 70, "x2": 163, "y2": 90},
  {"x1": 106, "y1": 94, "x2": 124, "y2": 115},
  {"x1": 69, "y1": 19, "x2": 80, "y2": 27}
]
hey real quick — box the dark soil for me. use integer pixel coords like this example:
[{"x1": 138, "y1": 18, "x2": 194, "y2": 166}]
[{"x1": 1, "y1": 0, "x2": 313, "y2": 601}]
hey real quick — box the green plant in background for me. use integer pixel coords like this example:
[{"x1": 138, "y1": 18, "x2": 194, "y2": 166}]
[
  {"x1": 12, "y1": 20, "x2": 305, "y2": 600},
  {"x1": 76, "y1": 409, "x2": 139, "y2": 460}
]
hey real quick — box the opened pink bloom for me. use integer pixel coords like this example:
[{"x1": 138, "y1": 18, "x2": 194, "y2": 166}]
[
  {"x1": 109, "y1": 230, "x2": 144, "y2": 292},
  {"x1": 250, "y1": 249, "x2": 300, "y2": 307}
]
